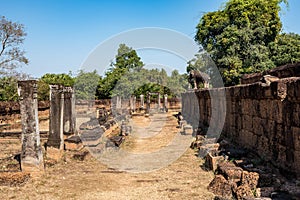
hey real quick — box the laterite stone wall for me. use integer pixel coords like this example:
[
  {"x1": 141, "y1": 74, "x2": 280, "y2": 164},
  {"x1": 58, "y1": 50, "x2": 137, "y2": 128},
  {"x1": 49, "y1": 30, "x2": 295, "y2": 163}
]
[{"x1": 182, "y1": 76, "x2": 300, "y2": 176}]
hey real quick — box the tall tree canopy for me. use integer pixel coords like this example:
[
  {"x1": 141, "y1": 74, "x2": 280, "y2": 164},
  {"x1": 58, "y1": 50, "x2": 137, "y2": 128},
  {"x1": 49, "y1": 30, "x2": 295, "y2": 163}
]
[
  {"x1": 0, "y1": 16, "x2": 28, "y2": 76},
  {"x1": 37, "y1": 73, "x2": 75, "y2": 101},
  {"x1": 114, "y1": 44, "x2": 144, "y2": 72},
  {"x1": 97, "y1": 43, "x2": 144, "y2": 98},
  {"x1": 269, "y1": 33, "x2": 300, "y2": 66},
  {"x1": 194, "y1": 0, "x2": 299, "y2": 86},
  {"x1": 75, "y1": 70, "x2": 101, "y2": 100},
  {"x1": 96, "y1": 43, "x2": 188, "y2": 99}
]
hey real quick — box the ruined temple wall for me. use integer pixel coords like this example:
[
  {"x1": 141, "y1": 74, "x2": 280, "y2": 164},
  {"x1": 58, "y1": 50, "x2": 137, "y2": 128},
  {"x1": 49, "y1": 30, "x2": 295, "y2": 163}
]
[
  {"x1": 241, "y1": 62, "x2": 300, "y2": 84},
  {"x1": 182, "y1": 77, "x2": 300, "y2": 175}
]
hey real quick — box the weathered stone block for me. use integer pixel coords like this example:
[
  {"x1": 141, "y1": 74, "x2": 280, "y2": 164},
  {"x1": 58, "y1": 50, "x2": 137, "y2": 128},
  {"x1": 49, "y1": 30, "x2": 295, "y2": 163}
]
[
  {"x1": 242, "y1": 115, "x2": 253, "y2": 131},
  {"x1": 239, "y1": 130, "x2": 257, "y2": 148},
  {"x1": 18, "y1": 80, "x2": 44, "y2": 174},
  {"x1": 227, "y1": 113, "x2": 234, "y2": 128},
  {"x1": 218, "y1": 162, "x2": 243, "y2": 182},
  {"x1": 292, "y1": 127, "x2": 300, "y2": 151},
  {"x1": 257, "y1": 187, "x2": 275, "y2": 198},
  {"x1": 236, "y1": 115, "x2": 242, "y2": 131},
  {"x1": 205, "y1": 153, "x2": 224, "y2": 172},
  {"x1": 208, "y1": 175, "x2": 233, "y2": 199},
  {"x1": 241, "y1": 171, "x2": 260, "y2": 190},
  {"x1": 241, "y1": 99, "x2": 251, "y2": 114},
  {"x1": 257, "y1": 136, "x2": 271, "y2": 160},
  {"x1": 64, "y1": 135, "x2": 83, "y2": 150},
  {"x1": 265, "y1": 120, "x2": 276, "y2": 140},
  {"x1": 251, "y1": 100, "x2": 260, "y2": 117},
  {"x1": 183, "y1": 124, "x2": 193, "y2": 135},
  {"x1": 271, "y1": 81, "x2": 287, "y2": 100},
  {"x1": 260, "y1": 100, "x2": 269, "y2": 119},
  {"x1": 272, "y1": 100, "x2": 283, "y2": 123},
  {"x1": 253, "y1": 117, "x2": 264, "y2": 136},
  {"x1": 293, "y1": 150, "x2": 300, "y2": 174},
  {"x1": 294, "y1": 79, "x2": 300, "y2": 99},
  {"x1": 292, "y1": 105, "x2": 300, "y2": 126},
  {"x1": 264, "y1": 86, "x2": 272, "y2": 98},
  {"x1": 231, "y1": 101, "x2": 237, "y2": 114},
  {"x1": 275, "y1": 123, "x2": 285, "y2": 145},
  {"x1": 198, "y1": 143, "x2": 220, "y2": 158},
  {"x1": 235, "y1": 184, "x2": 255, "y2": 200},
  {"x1": 276, "y1": 144, "x2": 287, "y2": 164}
]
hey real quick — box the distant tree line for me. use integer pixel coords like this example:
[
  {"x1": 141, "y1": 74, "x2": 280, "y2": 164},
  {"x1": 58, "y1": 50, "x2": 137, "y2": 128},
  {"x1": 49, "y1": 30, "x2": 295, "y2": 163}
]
[{"x1": 0, "y1": 38, "x2": 189, "y2": 101}]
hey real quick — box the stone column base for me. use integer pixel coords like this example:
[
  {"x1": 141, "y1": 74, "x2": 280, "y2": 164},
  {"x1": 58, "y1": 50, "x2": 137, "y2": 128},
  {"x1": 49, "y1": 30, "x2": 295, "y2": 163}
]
[
  {"x1": 46, "y1": 147, "x2": 64, "y2": 161},
  {"x1": 21, "y1": 159, "x2": 44, "y2": 177}
]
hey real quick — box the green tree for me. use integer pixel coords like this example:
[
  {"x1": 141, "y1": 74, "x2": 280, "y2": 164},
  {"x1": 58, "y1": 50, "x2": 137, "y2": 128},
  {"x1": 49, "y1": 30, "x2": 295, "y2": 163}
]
[
  {"x1": 96, "y1": 44, "x2": 189, "y2": 99},
  {"x1": 75, "y1": 70, "x2": 101, "y2": 100},
  {"x1": 195, "y1": 0, "x2": 289, "y2": 86},
  {"x1": 269, "y1": 33, "x2": 300, "y2": 66},
  {"x1": 97, "y1": 66, "x2": 128, "y2": 98},
  {"x1": 0, "y1": 76, "x2": 18, "y2": 101},
  {"x1": 187, "y1": 53, "x2": 207, "y2": 73},
  {"x1": 38, "y1": 73, "x2": 75, "y2": 101},
  {"x1": 167, "y1": 70, "x2": 188, "y2": 97},
  {"x1": 114, "y1": 43, "x2": 144, "y2": 72},
  {"x1": 97, "y1": 44, "x2": 144, "y2": 99},
  {"x1": 0, "y1": 16, "x2": 28, "y2": 76}
]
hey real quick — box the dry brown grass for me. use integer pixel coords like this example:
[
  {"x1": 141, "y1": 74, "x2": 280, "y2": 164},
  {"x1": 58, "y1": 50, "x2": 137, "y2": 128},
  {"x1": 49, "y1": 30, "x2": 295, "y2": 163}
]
[{"x1": 0, "y1": 111, "x2": 215, "y2": 200}]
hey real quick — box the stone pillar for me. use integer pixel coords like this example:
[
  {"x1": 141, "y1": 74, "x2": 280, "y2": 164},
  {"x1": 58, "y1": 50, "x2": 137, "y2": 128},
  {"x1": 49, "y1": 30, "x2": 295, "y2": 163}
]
[
  {"x1": 47, "y1": 85, "x2": 64, "y2": 156},
  {"x1": 18, "y1": 80, "x2": 44, "y2": 173},
  {"x1": 130, "y1": 96, "x2": 134, "y2": 112},
  {"x1": 140, "y1": 94, "x2": 144, "y2": 109},
  {"x1": 116, "y1": 96, "x2": 122, "y2": 110},
  {"x1": 158, "y1": 93, "x2": 161, "y2": 111},
  {"x1": 120, "y1": 120, "x2": 127, "y2": 136},
  {"x1": 133, "y1": 96, "x2": 136, "y2": 112},
  {"x1": 163, "y1": 94, "x2": 168, "y2": 112},
  {"x1": 146, "y1": 92, "x2": 150, "y2": 114},
  {"x1": 63, "y1": 87, "x2": 76, "y2": 135},
  {"x1": 70, "y1": 87, "x2": 76, "y2": 134}
]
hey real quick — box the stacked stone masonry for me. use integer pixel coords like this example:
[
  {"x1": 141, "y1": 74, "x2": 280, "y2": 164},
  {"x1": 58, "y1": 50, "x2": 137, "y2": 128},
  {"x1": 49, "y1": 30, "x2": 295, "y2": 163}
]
[
  {"x1": 182, "y1": 76, "x2": 300, "y2": 176},
  {"x1": 241, "y1": 62, "x2": 300, "y2": 84}
]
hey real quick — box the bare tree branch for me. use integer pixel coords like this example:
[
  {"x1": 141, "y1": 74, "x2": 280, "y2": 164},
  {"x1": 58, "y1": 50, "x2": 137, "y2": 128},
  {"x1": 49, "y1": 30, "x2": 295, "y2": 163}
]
[{"x1": 0, "y1": 16, "x2": 27, "y2": 76}]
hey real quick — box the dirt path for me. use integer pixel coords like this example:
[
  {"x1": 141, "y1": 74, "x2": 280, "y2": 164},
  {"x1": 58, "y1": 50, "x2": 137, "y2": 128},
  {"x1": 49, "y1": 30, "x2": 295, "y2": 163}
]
[{"x1": 0, "y1": 112, "x2": 215, "y2": 200}]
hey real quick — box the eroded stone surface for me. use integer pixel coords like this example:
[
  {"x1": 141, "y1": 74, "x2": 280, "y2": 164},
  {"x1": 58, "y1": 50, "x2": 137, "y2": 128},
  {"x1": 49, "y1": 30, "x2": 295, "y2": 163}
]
[{"x1": 18, "y1": 80, "x2": 44, "y2": 173}]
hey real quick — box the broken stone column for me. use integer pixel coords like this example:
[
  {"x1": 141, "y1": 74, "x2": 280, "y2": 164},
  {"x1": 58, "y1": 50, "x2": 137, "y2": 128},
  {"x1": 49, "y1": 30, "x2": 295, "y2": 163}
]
[
  {"x1": 130, "y1": 96, "x2": 134, "y2": 112},
  {"x1": 47, "y1": 85, "x2": 64, "y2": 160},
  {"x1": 183, "y1": 124, "x2": 193, "y2": 135},
  {"x1": 146, "y1": 92, "x2": 150, "y2": 114},
  {"x1": 130, "y1": 96, "x2": 133, "y2": 111},
  {"x1": 140, "y1": 94, "x2": 144, "y2": 109},
  {"x1": 133, "y1": 96, "x2": 136, "y2": 112},
  {"x1": 18, "y1": 80, "x2": 44, "y2": 173},
  {"x1": 63, "y1": 87, "x2": 76, "y2": 135},
  {"x1": 158, "y1": 93, "x2": 161, "y2": 111},
  {"x1": 163, "y1": 94, "x2": 168, "y2": 112},
  {"x1": 120, "y1": 120, "x2": 127, "y2": 136},
  {"x1": 116, "y1": 96, "x2": 122, "y2": 110}
]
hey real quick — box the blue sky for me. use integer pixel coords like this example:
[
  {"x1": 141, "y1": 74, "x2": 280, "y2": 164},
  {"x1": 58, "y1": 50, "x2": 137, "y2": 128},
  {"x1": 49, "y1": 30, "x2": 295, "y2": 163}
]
[{"x1": 1, "y1": 0, "x2": 299, "y2": 78}]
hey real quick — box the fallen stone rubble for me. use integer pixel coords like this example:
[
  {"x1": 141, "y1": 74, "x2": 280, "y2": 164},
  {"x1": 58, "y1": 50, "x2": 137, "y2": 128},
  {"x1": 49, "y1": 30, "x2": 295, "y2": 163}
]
[{"x1": 191, "y1": 135, "x2": 300, "y2": 200}]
